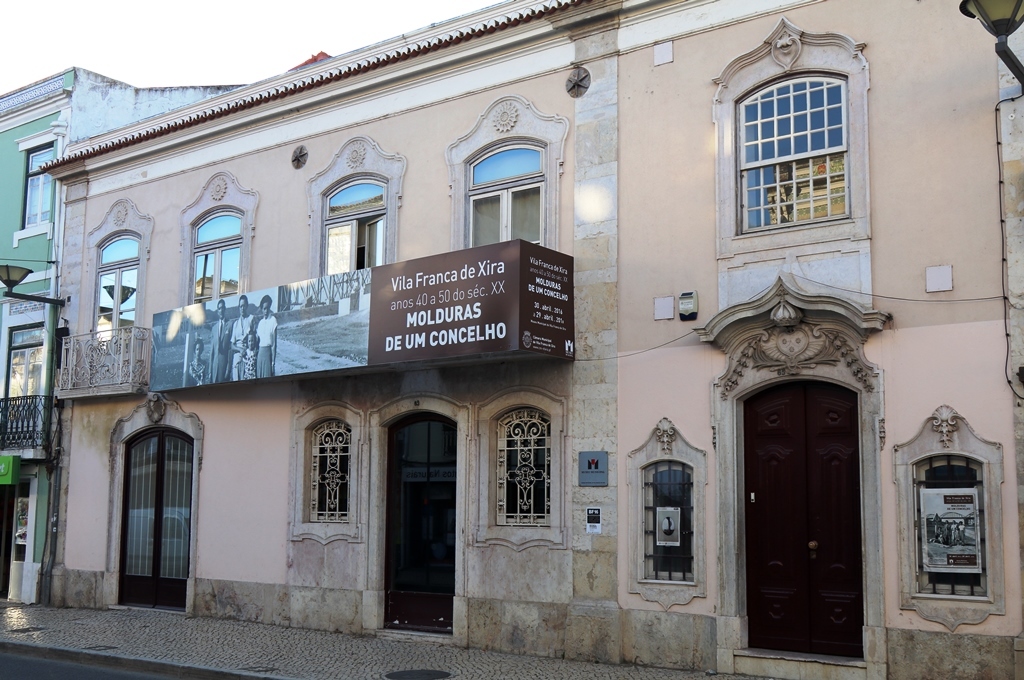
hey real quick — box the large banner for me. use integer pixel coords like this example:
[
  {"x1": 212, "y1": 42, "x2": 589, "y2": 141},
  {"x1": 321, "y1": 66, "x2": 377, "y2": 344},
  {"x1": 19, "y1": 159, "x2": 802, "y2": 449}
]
[
  {"x1": 919, "y1": 488, "x2": 982, "y2": 573},
  {"x1": 150, "y1": 241, "x2": 573, "y2": 391}
]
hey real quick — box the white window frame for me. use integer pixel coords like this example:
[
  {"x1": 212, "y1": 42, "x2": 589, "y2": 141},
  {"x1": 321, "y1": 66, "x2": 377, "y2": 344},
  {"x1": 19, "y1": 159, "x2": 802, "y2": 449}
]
[
  {"x1": 307, "y1": 137, "x2": 405, "y2": 279},
  {"x1": 324, "y1": 181, "x2": 387, "y2": 275},
  {"x1": 179, "y1": 172, "x2": 257, "y2": 307},
  {"x1": 290, "y1": 402, "x2": 364, "y2": 544},
  {"x1": 24, "y1": 145, "x2": 54, "y2": 230},
  {"x1": 474, "y1": 388, "x2": 567, "y2": 550},
  {"x1": 191, "y1": 211, "x2": 242, "y2": 304},
  {"x1": 83, "y1": 199, "x2": 153, "y2": 334},
  {"x1": 627, "y1": 418, "x2": 707, "y2": 609},
  {"x1": 96, "y1": 236, "x2": 140, "y2": 335},
  {"x1": 893, "y1": 405, "x2": 1006, "y2": 631},
  {"x1": 469, "y1": 146, "x2": 545, "y2": 246},
  {"x1": 447, "y1": 95, "x2": 567, "y2": 251},
  {"x1": 712, "y1": 18, "x2": 871, "y2": 308}
]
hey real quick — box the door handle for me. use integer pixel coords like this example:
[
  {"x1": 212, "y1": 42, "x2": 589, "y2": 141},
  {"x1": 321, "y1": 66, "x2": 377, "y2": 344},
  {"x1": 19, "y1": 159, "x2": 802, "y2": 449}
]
[{"x1": 807, "y1": 540, "x2": 819, "y2": 550}]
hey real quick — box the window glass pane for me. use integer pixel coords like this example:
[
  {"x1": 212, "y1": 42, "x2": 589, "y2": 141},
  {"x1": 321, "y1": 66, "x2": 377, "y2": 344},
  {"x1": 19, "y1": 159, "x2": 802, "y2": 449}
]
[
  {"x1": 357, "y1": 217, "x2": 384, "y2": 270},
  {"x1": 196, "y1": 214, "x2": 241, "y2": 244},
  {"x1": 11, "y1": 328, "x2": 44, "y2": 347},
  {"x1": 120, "y1": 268, "x2": 138, "y2": 313},
  {"x1": 101, "y1": 238, "x2": 139, "y2": 264},
  {"x1": 7, "y1": 350, "x2": 26, "y2": 398},
  {"x1": 194, "y1": 254, "x2": 214, "y2": 303},
  {"x1": 99, "y1": 272, "x2": 116, "y2": 316},
  {"x1": 125, "y1": 437, "x2": 158, "y2": 577},
  {"x1": 472, "y1": 148, "x2": 541, "y2": 185},
  {"x1": 26, "y1": 178, "x2": 40, "y2": 224},
  {"x1": 219, "y1": 247, "x2": 240, "y2": 298},
  {"x1": 28, "y1": 147, "x2": 54, "y2": 172},
  {"x1": 326, "y1": 224, "x2": 353, "y2": 275},
  {"x1": 472, "y1": 195, "x2": 501, "y2": 246},
  {"x1": 328, "y1": 183, "x2": 384, "y2": 216},
  {"x1": 511, "y1": 186, "x2": 541, "y2": 243}
]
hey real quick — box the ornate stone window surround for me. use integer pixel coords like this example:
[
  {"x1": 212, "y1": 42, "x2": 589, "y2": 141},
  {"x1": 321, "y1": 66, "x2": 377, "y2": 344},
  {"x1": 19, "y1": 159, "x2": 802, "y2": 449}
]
[
  {"x1": 446, "y1": 95, "x2": 568, "y2": 251},
  {"x1": 893, "y1": 405, "x2": 1006, "y2": 632},
  {"x1": 83, "y1": 199, "x2": 153, "y2": 332},
  {"x1": 712, "y1": 18, "x2": 871, "y2": 306},
  {"x1": 306, "y1": 136, "x2": 406, "y2": 279},
  {"x1": 473, "y1": 388, "x2": 568, "y2": 551},
  {"x1": 289, "y1": 401, "x2": 365, "y2": 544},
  {"x1": 697, "y1": 276, "x2": 889, "y2": 675},
  {"x1": 627, "y1": 417, "x2": 707, "y2": 609},
  {"x1": 103, "y1": 394, "x2": 203, "y2": 613},
  {"x1": 178, "y1": 172, "x2": 258, "y2": 306}
]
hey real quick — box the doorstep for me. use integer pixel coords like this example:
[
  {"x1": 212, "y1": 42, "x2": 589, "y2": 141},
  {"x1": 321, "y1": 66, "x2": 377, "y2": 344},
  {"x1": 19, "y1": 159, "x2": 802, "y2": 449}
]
[{"x1": 733, "y1": 648, "x2": 867, "y2": 680}]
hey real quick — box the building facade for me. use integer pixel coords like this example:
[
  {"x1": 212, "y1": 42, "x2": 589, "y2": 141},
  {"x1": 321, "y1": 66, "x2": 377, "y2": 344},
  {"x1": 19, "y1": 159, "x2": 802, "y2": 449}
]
[
  {"x1": 43, "y1": 1, "x2": 1022, "y2": 679},
  {"x1": 0, "y1": 69, "x2": 237, "y2": 604}
]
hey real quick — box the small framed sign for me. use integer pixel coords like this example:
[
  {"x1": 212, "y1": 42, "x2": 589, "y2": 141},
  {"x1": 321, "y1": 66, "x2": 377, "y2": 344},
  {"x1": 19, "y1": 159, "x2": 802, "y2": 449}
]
[
  {"x1": 656, "y1": 507, "x2": 681, "y2": 546},
  {"x1": 586, "y1": 507, "x2": 602, "y2": 534},
  {"x1": 579, "y1": 451, "x2": 608, "y2": 487}
]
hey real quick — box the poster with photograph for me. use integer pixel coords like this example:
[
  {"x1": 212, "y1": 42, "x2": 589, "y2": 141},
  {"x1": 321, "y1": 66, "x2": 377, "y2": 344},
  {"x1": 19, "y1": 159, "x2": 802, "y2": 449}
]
[
  {"x1": 919, "y1": 488, "x2": 981, "y2": 573},
  {"x1": 151, "y1": 270, "x2": 371, "y2": 391},
  {"x1": 656, "y1": 507, "x2": 681, "y2": 547}
]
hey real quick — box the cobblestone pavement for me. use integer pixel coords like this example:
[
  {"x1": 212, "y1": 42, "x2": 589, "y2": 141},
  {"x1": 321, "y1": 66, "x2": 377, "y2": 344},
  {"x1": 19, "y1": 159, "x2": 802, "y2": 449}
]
[{"x1": 0, "y1": 604, "x2": 752, "y2": 680}]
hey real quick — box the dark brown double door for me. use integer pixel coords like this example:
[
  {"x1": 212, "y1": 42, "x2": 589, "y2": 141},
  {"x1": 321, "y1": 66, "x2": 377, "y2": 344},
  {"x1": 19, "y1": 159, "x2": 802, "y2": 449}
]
[
  {"x1": 385, "y1": 415, "x2": 457, "y2": 632},
  {"x1": 744, "y1": 382, "x2": 863, "y2": 657},
  {"x1": 120, "y1": 430, "x2": 193, "y2": 610}
]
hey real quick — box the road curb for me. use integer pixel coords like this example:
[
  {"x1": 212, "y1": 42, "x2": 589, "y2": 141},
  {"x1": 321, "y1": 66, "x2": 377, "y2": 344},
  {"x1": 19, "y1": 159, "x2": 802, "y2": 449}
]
[{"x1": 0, "y1": 638, "x2": 292, "y2": 679}]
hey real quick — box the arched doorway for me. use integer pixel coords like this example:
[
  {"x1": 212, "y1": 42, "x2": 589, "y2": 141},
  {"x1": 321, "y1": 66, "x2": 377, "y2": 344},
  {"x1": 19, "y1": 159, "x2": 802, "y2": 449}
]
[
  {"x1": 743, "y1": 381, "x2": 863, "y2": 656},
  {"x1": 385, "y1": 414, "x2": 457, "y2": 632},
  {"x1": 119, "y1": 429, "x2": 193, "y2": 609}
]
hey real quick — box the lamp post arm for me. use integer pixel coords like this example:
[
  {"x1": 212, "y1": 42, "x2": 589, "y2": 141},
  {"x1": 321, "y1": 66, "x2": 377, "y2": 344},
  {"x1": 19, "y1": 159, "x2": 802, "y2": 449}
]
[
  {"x1": 3, "y1": 291, "x2": 66, "y2": 307},
  {"x1": 996, "y1": 35, "x2": 1024, "y2": 83}
]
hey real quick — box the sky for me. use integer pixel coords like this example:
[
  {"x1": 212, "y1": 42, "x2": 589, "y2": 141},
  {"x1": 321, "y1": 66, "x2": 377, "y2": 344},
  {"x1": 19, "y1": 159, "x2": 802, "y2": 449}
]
[{"x1": 0, "y1": 0, "x2": 503, "y2": 97}]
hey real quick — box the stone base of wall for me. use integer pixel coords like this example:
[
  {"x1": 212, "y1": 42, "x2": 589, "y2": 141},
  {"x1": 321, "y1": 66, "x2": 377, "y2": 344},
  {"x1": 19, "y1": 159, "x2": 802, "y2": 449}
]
[
  {"x1": 193, "y1": 578, "x2": 362, "y2": 634},
  {"x1": 622, "y1": 609, "x2": 716, "y2": 671},
  {"x1": 51, "y1": 567, "x2": 105, "y2": 609},
  {"x1": 887, "y1": 628, "x2": 1014, "y2": 680},
  {"x1": 466, "y1": 597, "x2": 567, "y2": 657}
]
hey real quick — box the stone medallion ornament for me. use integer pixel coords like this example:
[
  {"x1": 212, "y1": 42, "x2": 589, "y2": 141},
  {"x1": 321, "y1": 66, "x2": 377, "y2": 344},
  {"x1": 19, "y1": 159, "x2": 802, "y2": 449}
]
[
  {"x1": 492, "y1": 101, "x2": 519, "y2": 133},
  {"x1": 291, "y1": 145, "x2": 308, "y2": 169},
  {"x1": 112, "y1": 202, "x2": 129, "y2": 227},
  {"x1": 346, "y1": 143, "x2": 366, "y2": 169},
  {"x1": 209, "y1": 176, "x2": 228, "y2": 201},
  {"x1": 566, "y1": 67, "x2": 591, "y2": 98}
]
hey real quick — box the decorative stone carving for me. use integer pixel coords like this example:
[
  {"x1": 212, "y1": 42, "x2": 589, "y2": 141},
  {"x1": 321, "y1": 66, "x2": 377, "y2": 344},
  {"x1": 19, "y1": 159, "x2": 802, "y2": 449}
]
[
  {"x1": 565, "y1": 67, "x2": 591, "y2": 98},
  {"x1": 771, "y1": 25, "x2": 803, "y2": 71},
  {"x1": 209, "y1": 176, "x2": 228, "y2": 201},
  {"x1": 146, "y1": 393, "x2": 166, "y2": 423},
  {"x1": 112, "y1": 202, "x2": 129, "y2": 227},
  {"x1": 492, "y1": 101, "x2": 519, "y2": 133},
  {"x1": 893, "y1": 406, "x2": 1006, "y2": 632},
  {"x1": 346, "y1": 143, "x2": 367, "y2": 169},
  {"x1": 291, "y1": 145, "x2": 308, "y2": 169},
  {"x1": 879, "y1": 418, "x2": 886, "y2": 449},
  {"x1": 655, "y1": 417, "x2": 675, "y2": 452},
  {"x1": 627, "y1": 418, "x2": 707, "y2": 610},
  {"x1": 931, "y1": 404, "x2": 960, "y2": 448}
]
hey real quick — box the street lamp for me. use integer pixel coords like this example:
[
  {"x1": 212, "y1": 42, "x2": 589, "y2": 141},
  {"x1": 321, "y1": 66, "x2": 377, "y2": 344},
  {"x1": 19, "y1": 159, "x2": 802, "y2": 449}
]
[
  {"x1": 0, "y1": 265, "x2": 64, "y2": 307},
  {"x1": 960, "y1": 0, "x2": 1024, "y2": 82}
]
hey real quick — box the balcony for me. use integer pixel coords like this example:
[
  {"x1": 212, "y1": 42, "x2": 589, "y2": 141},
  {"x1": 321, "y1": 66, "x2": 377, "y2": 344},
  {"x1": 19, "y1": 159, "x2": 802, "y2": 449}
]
[
  {"x1": 57, "y1": 327, "x2": 151, "y2": 398},
  {"x1": 0, "y1": 395, "x2": 48, "y2": 450}
]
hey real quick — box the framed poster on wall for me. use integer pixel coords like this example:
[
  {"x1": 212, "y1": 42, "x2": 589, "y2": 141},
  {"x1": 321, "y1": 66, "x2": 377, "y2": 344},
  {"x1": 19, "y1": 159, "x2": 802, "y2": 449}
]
[{"x1": 919, "y1": 488, "x2": 981, "y2": 573}]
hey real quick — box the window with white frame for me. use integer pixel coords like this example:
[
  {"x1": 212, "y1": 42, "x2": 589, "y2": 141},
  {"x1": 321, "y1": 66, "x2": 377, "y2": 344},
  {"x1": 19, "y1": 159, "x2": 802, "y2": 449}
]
[
  {"x1": 325, "y1": 182, "x2": 385, "y2": 275},
  {"x1": 192, "y1": 212, "x2": 241, "y2": 304},
  {"x1": 740, "y1": 77, "x2": 847, "y2": 231},
  {"x1": 496, "y1": 407, "x2": 551, "y2": 526},
  {"x1": 642, "y1": 460, "x2": 694, "y2": 582},
  {"x1": 97, "y1": 237, "x2": 139, "y2": 336},
  {"x1": 309, "y1": 419, "x2": 352, "y2": 523},
  {"x1": 470, "y1": 147, "x2": 543, "y2": 246},
  {"x1": 912, "y1": 454, "x2": 987, "y2": 597},
  {"x1": 24, "y1": 145, "x2": 54, "y2": 228},
  {"x1": 6, "y1": 326, "x2": 45, "y2": 398}
]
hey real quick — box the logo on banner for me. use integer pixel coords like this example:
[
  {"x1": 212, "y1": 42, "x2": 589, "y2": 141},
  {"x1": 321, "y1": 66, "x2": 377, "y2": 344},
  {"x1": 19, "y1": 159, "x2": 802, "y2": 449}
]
[
  {"x1": 522, "y1": 331, "x2": 532, "y2": 348},
  {"x1": 565, "y1": 339, "x2": 574, "y2": 357}
]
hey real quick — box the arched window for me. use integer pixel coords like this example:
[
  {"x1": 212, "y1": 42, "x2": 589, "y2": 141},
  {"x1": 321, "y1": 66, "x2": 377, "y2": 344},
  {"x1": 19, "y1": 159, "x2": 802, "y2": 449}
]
[
  {"x1": 470, "y1": 147, "x2": 543, "y2": 246},
  {"x1": 325, "y1": 182, "x2": 385, "y2": 274},
  {"x1": 97, "y1": 237, "x2": 140, "y2": 335},
  {"x1": 641, "y1": 460, "x2": 694, "y2": 582},
  {"x1": 309, "y1": 419, "x2": 352, "y2": 523},
  {"x1": 496, "y1": 407, "x2": 551, "y2": 526},
  {"x1": 739, "y1": 77, "x2": 847, "y2": 231},
  {"x1": 192, "y1": 212, "x2": 241, "y2": 304}
]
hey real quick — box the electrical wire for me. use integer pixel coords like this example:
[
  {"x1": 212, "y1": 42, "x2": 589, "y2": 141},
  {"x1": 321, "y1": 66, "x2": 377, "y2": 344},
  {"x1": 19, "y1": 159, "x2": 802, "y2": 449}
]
[
  {"x1": 995, "y1": 92, "x2": 1024, "y2": 399},
  {"x1": 791, "y1": 274, "x2": 1003, "y2": 304}
]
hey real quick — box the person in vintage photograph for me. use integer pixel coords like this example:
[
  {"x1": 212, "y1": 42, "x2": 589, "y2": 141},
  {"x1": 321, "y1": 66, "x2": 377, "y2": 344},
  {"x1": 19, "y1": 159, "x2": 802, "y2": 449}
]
[
  {"x1": 256, "y1": 294, "x2": 278, "y2": 378},
  {"x1": 188, "y1": 338, "x2": 208, "y2": 386},
  {"x1": 241, "y1": 332, "x2": 258, "y2": 380},
  {"x1": 231, "y1": 294, "x2": 257, "y2": 380},
  {"x1": 209, "y1": 299, "x2": 234, "y2": 383}
]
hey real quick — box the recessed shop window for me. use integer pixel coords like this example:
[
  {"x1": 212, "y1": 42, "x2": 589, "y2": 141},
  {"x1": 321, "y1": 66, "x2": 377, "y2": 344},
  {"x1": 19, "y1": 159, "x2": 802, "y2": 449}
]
[{"x1": 627, "y1": 418, "x2": 706, "y2": 607}]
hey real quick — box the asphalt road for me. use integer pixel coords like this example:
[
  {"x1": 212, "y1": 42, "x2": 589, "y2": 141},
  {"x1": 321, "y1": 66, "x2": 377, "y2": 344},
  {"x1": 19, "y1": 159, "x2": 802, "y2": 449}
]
[{"x1": 0, "y1": 652, "x2": 173, "y2": 680}]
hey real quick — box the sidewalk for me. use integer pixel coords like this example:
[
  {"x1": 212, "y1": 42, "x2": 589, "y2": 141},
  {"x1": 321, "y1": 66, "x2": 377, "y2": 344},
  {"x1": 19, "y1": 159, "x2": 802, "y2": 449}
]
[{"x1": 0, "y1": 603, "x2": 748, "y2": 680}]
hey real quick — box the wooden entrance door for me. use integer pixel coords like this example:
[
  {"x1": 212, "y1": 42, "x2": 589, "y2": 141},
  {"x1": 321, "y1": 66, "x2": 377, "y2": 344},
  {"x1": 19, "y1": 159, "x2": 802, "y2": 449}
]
[
  {"x1": 120, "y1": 430, "x2": 193, "y2": 609},
  {"x1": 744, "y1": 382, "x2": 863, "y2": 657},
  {"x1": 385, "y1": 415, "x2": 457, "y2": 632}
]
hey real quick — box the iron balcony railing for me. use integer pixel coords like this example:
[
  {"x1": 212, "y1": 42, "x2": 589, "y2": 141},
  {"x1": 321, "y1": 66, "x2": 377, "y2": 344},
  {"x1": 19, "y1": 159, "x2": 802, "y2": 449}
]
[
  {"x1": 57, "y1": 327, "x2": 152, "y2": 398},
  {"x1": 0, "y1": 395, "x2": 48, "y2": 450}
]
